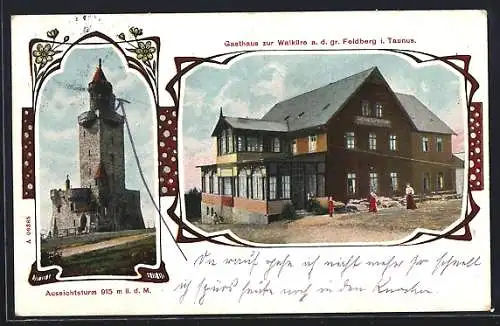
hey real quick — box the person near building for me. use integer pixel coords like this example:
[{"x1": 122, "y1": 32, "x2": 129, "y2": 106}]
[
  {"x1": 406, "y1": 183, "x2": 417, "y2": 209},
  {"x1": 368, "y1": 192, "x2": 378, "y2": 213},
  {"x1": 328, "y1": 196, "x2": 334, "y2": 217}
]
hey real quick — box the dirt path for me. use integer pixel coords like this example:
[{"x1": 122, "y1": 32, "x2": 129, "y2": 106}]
[
  {"x1": 197, "y1": 199, "x2": 462, "y2": 244},
  {"x1": 60, "y1": 233, "x2": 155, "y2": 257}
]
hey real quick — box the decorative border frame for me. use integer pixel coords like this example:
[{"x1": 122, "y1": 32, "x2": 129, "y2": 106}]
[
  {"x1": 23, "y1": 36, "x2": 485, "y2": 284},
  {"x1": 161, "y1": 49, "x2": 483, "y2": 248},
  {"x1": 26, "y1": 29, "x2": 169, "y2": 285}
]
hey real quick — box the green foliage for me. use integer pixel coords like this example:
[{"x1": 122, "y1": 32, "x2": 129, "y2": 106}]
[
  {"x1": 281, "y1": 202, "x2": 297, "y2": 220},
  {"x1": 310, "y1": 199, "x2": 329, "y2": 215}
]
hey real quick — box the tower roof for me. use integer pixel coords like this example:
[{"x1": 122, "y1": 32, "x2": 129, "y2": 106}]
[
  {"x1": 91, "y1": 58, "x2": 108, "y2": 83},
  {"x1": 94, "y1": 162, "x2": 107, "y2": 180}
]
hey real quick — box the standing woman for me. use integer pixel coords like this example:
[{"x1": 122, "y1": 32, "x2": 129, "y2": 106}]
[
  {"x1": 369, "y1": 192, "x2": 378, "y2": 213},
  {"x1": 405, "y1": 183, "x2": 417, "y2": 209}
]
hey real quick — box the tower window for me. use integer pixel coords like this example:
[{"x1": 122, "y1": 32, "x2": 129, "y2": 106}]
[
  {"x1": 88, "y1": 150, "x2": 91, "y2": 157},
  {"x1": 57, "y1": 206, "x2": 61, "y2": 213},
  {"x1": 88, "y1": 167, "x2": 91, "y2": 176},
  {"x1": 83, "y1": 131, "x2": 86, "y2": 137},
  {"x1": 111, "y1": 154, "x2": 114, "y2": 165},
  {"x1": 111, "y1": 136, "x2": 114, "y2": 145}
]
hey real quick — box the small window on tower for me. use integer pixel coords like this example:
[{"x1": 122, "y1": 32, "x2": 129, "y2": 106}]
[
  {"x1": 111, "y1": 136, "x2": 114, "y2": 145},
  {"x1": 88, "y1": 150, "x2": 91, "y2": 157},
  {"x1": 88, "y1": 167, "x2": 91, "y2": 176},
  {"x1": 111, "y1": 154, "x2": 114, "y2": 165},
  {"x1": 83, "y1": 131, "x2": 86, "y2": 137}
]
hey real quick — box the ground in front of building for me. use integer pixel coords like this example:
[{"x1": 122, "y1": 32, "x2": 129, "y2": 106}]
[
  {"x1": 40, "y1": 228, "x2": 156, "y2": 276},
  {"x1": 195, "y1": 199, "x2": 463, "y2": 244}
]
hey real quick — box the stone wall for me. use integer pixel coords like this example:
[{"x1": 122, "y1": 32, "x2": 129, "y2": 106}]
[{"x1": 201, "y1": 194, "x2": 268, "y2": 224}]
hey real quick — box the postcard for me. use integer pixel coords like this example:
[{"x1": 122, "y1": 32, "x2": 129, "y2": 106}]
[{"x1": 9, "y1": 10, "x2": 490, "y2": 316}]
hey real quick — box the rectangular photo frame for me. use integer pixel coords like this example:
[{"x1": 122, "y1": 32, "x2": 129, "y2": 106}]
[{"x1": 8, "y1": 10, "x2": 491, "y2": 317}]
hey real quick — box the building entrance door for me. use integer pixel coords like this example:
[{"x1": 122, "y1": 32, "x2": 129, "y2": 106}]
[{"x1": 291, "y1": 163, "x2": 305, "y2": 209}]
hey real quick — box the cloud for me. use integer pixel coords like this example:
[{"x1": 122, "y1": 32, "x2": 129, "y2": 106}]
[{"x1": 250, "y1": 62, "x2": 288, "y2": 100}]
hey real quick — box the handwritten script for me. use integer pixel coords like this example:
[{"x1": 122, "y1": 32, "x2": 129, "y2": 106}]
[{"x1": 173, "y1": 250, "x2": 481, "y2": 306}]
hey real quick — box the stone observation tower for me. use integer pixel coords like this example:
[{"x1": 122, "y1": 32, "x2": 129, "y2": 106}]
[{"x1": 49, "y1": 59, "x2": 145, "y2": 236}]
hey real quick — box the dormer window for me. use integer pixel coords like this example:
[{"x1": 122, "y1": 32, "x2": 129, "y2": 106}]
[
  {"x1": 272, "y1": 137, "x2": 281, "y2": 152},
  {"x1": 308, "y1": 135, "x2": 317, "y2": 152},
  {"x1": 292, "y1": 140, "x2": 297, "y2": 154},
  {"x1": 361, "y1": 101, "x2": 371, "y2": 116},
  {"x1": 375, "y1": 103, "x2": 383, "y2": 117}
]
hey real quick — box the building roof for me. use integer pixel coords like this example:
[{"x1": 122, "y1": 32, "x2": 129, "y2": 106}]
[
  {"x1": 395, "y1": 93, "x2": 456, "y2": 135},
  {"x1": 256, "y1": 66, "x2": 454, "y2": 135},
  {"x1": 451, "y1": 154, "x2": 465, "y2": 168},
  {"x1": 223, "y1": 116, "x2": 288, "y2": 132},
  {"x1": 261, "y1": 67, "x2": 377, "y2": 131},
  {"x1": 91, "y1": 59, "x2": 108, "y2": 83}
]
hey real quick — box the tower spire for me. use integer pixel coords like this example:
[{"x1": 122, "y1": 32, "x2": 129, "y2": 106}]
[
  {"x1": 98, "y1": 58, "x2": 102, "y2": 69},
  {"x1": 219, "y1": 107, "x2": 223, "y2": 118}
]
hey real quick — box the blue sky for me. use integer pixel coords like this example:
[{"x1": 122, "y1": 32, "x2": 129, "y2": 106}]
[
  {"x1": 181, "y1": 52, "x2": 465, "y2": 191},
  {"x1": 37, "y1": 46, "x2": 156, "y2": 232}
]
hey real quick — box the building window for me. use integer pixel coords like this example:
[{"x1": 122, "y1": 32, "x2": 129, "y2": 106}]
[
  {"x1": 347, "y1": 173, "x2": 357, "y2": 195},
  {"x1": 369, "y1": 172, "x2": 378, "y2": 193},
  {"x1": 221, "y1": 130, "x2": 227, "y2": 154},
  {"x1": 88, "y1": 150, "x2": 91, "y2": 157},
  {"x1": 292, "y1": 140, "x2": 297, "y2": 154},
  {"x1": 389, "y1": 134, "x2": 397, "y2": 151},
  {"x1": 422, "y1": 136, "x2": 429, "y2": 152},
  {"x1": 317, "y1": 174, "x2": 325, "y2": 197},
  {"x1": 345, "y1": 132, "x2": 355, "y2": 149},
  {"x1": 307, "y1": 174, "x2": 317, "y2": 197},
  {"x1": 308, "y1": 135, "x2": 317, "y2": 152},
  {"x1": 223, "y1": 177, "x2": 232, "y2": 196},
  {"x1": 423, "y1": 172, "x2": 431, "y2": 193},
  {"x1": 272, "y1": 137, "x2": 281, "y2": 153},
  {"x1": 238, "y1": 170, "x2": 247, "y2": 198},
  {"x1": 205, "y1": 174, "x2": 211, "y2": 193},
  {"x1": 88, "y1": 167, "x2": 91, "y2": 176},
  {"x1": 83, "y1": 131, "x2": 86, "y2": 137},
  {"x1": 375, "y1": 103, "x2": 383, "y2": 117},
  {"x1": 437, "y1": 172, "x2": 445, "y2": 190},
  {"x1": 111, "y1": 136, "x2": 114, "y2": 145},
  {"x1": 368, "y1": 133, "x2": 377, "y2": 150},
  {"x1": 390, "y1": 172, "x2": 399, "y2": 191},
  {"x1": 269, "y1": 176, "x2": 277, "y2": 200},
  {"x1": 237, "y1": 135, "x2": 246, "y2": 152},
  {"x1": 212, "y1": 174, "x2": 218, "y2": 194},
  {"x1": 227, "y1": 129, "x2": 233, "y2": 153},
  {"x1": 436, "y1": 137, "x2": 443, "y2": 152},
  {"x1": 361, "y1": 101, "x2": 371, "y2": 116},
  {"x1": 247, "y1": 136, "x2": 261, "y2": 152},
  {"x1": 111, "y1": 154, "x2": 114, "y2": 164},
  {"x1": 281, "y1": 175, "x2": 291, "y2": 199},
  {"x1": 57, "y1": 206, "x2": 61, "y2": 213},
  {"x1": 252, "y1": 170, "x2": 263, "y2": 200}
]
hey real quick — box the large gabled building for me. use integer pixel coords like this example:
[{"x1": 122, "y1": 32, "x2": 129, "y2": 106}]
[{"x1": 197, "y1": 67, "x2": 458, "y2": 224}]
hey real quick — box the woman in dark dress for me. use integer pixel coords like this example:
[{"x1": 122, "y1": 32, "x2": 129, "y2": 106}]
[{"x1": 405, "y1": 183, "x2": 417, "y2": 209}]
